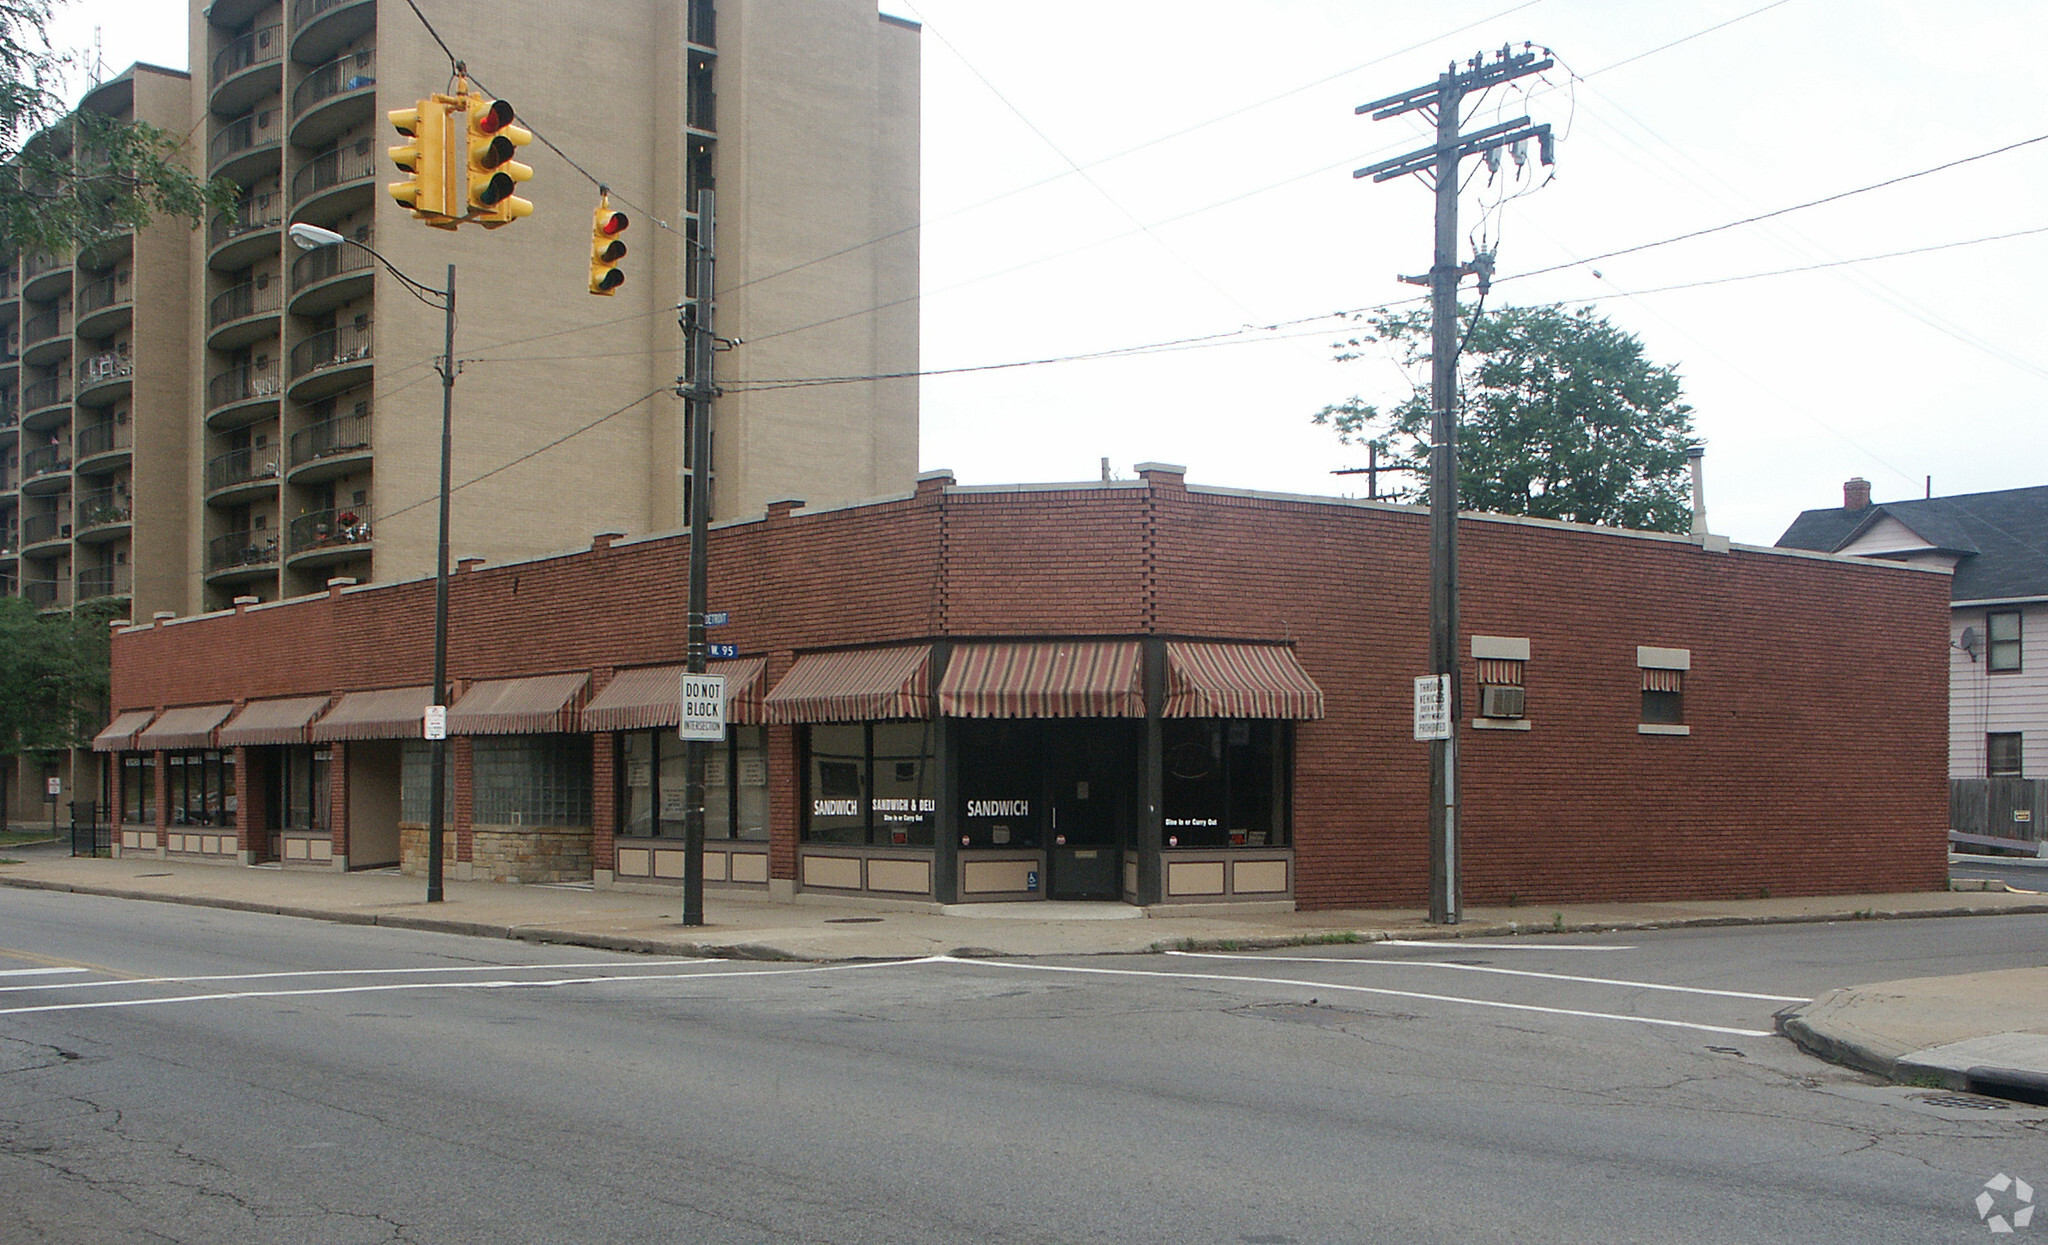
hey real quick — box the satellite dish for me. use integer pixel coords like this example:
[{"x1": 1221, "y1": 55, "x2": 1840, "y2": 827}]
[{"x1": 1958, "y1": 626, "x2": 1979, "y2": 660}]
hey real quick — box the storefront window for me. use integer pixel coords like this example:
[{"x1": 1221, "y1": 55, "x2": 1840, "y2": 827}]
[
  {"x1": 618, "y1": 727, "x2": 769, "y2": 840},
  {"x1": 165, "y1": 750, "x2": 236, "y2": 828},
  {"x1": 472, "y1": 735, "x2": 592, "y2": 826},
  {"x1": 802, "y1": 722, "x2": 936, "y2": 846},
  {"x1": 401, "y1": 741, "x2": 432, "y2": 822},
  {"x1": 122, "y1": 754, "x2": 156, "y2": 825},
  {"x1": 1162, "y1": 720, "x2": 1285, "y2": 848},
  {"x1": 276, "y1": 746, "x2": 331, "y2": 832},
  {"x1": 957, "y1": 718, "x2": 1043, "y2": 849}
]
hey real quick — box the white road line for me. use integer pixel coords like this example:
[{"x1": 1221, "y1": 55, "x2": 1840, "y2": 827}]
[
  {"x1": 1169, "y1": 951, "x2": 1808, "y2": 1003},
  {"x1": 938, "y1": 957, "x2": 1776, "y2": 1037},
  {"x1": 0, "y1": 958, "x2": 714, "y2": 995},
  {"x1": 0, "y1": 958, "x2": 936, "y2": 1018},
  {"x1": 1376, "y1": 940, "x2": 1637, "y2": 951},
  {"x1": 0, "y1": 967, "x2": 89, "y2": 978}
]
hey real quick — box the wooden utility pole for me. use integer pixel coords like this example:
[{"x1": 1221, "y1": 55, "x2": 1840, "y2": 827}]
[{"x1": 1357, "y1": 46, "x2": 1554, "y2": 925}]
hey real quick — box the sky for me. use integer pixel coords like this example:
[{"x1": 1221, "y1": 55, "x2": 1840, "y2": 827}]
[{"x1": 49, "y1": 0, "x2": 2048, "y2": 547}]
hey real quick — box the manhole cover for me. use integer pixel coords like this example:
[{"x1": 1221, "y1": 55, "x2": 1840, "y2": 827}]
[
  {"x1": 1913, "y1": 1092, "x2": 2010, "y2": 1111},
  {"x1": 825, "y1": 917, "x2": 883, "y2": 924}
]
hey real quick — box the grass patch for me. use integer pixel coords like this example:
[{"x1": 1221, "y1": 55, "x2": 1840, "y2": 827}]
[{"x1": 0, "y1": 831, "x2": 56, "y2": 849}]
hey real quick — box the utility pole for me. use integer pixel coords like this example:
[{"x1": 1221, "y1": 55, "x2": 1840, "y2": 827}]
[
  {"x1": 678, "y1": 189, "x2": 717, "y2": 927},
  {"x1": 1357, "y1": 46, "x2": 1554, "y2": 925}
]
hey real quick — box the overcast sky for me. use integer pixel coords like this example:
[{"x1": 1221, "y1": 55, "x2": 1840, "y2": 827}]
[{"x1": 55, "y1": 0, "x2": 2048, "y2": 546}]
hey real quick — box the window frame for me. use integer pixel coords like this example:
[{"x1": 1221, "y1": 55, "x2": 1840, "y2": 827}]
[
  {"x1": 615, "y1": 725, "x2": 769, "y2": 842},
  {"x1": 1987, "y1": 732, "x2": 2024, "y2": 777},
  {"x1": 799, "y1": 721, "x2": 936, "y2": 847},
  {"x1": 1987, "y1": 610, "x2": 2022, "y2": 673}
]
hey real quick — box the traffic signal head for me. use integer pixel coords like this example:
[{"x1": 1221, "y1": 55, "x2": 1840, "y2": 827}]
[
  {"x1": 465, "y1": 96, "x2": 533, "y2": 227},
  {"x1": 590, "y1": 198, "x2": 628, "y2": 296},
  {"x1": 388, "y1": 99, "x2": 455, "y2": 224}
]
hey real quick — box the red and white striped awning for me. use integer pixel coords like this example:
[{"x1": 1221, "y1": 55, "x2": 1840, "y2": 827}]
[
  {"x1": 1163, "y1": 643, "x2": 1324, "y2": 720},
  {"x1": 217, "y1": 696, "x2": 332, "y2": 748},
  {"x1": 133, "y1": 703, "x2": 235, "y2": 751},
  {"x1": 447, "y1": 673, "x2": 589, "y2": 736},
  {"x1": 937, "y1": 641, "x2": 1143, "y2": 718},
  {"x1": 309, "y1": 686, "x2": 434, "y2": 742},
  {"x1": 583, "y1": 658, "x2": 769, "y2": 732},
  {"x1": 91, "y1": 709, "x2": 157, "y2": 753},
  {"x1": 763, "y1": 646, "x2": 932, "y2": 723}
]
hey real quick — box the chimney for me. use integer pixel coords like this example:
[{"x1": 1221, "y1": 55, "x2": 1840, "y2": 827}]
[
  {"x1": 1685, "y1": 446, "x2": 1708, "y2": 536},
  {"x1": 1843, "y1": 477, "x2": 1871, "y2": 511}
]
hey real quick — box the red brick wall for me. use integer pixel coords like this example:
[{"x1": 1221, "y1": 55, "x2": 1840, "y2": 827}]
[{"x1": 106, "y1": 477, "x2": 1951, "y2": 908}]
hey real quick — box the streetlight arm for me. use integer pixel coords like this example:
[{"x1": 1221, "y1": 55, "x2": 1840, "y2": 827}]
[{"x1": 287, "y1": 221, "x2": 448, "y2": 306}]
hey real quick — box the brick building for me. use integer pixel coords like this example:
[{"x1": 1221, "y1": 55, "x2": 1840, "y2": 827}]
[{"x1": 91, "y1": 465, "x2": 1952, "y2": 910}]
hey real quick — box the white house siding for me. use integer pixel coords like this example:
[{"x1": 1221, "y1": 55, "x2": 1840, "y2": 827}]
[{"x1": 1951, "y1": 601, "x2": 2048, "y2": 777}]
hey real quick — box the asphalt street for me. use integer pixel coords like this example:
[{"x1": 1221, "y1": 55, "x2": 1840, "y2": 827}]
[{"x1": 0, "y1": 888, "x2": 2042, "y2": 1244}]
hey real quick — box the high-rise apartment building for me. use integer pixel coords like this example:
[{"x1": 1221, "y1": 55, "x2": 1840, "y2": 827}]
[{"x1": 2, "y1": 0, "x2": 920, "y2": 822}]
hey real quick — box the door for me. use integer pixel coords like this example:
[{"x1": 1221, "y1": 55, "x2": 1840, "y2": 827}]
[{"x1": 1045, "y1": 721, "x2": 1134, "y2": 900}]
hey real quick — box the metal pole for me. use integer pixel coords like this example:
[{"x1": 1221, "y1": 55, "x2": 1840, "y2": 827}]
[
  {"x1": 1428, "y1": 70, "x2": 1462, "y2": 926},
  {"x1": 426, "y1": 263, "x2": 456, "y2": 903},
  {"x1": 682, "y1": 190, "x2": 715, "y2": 927}
]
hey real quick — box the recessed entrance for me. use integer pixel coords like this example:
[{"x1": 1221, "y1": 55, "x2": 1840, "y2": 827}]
[{"x1": 1043, "y1": 721, "x2": 1136, "y2": 901}]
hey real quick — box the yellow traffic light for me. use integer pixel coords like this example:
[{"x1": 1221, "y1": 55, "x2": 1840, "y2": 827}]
[
  {"x1": 388, "y1": 99, "x2": 456, "y2": 226},
  {"x1": 590, "y1": 195, "x2": 628, "y2": 296},
  {"x1": 465, "y1": 96, "x2": 533, "y2": 228}
]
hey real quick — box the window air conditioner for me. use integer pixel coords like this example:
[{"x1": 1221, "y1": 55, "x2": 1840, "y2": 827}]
[{"x1": 1480, "y1": 684, "x2": 1526, "y2": 719}]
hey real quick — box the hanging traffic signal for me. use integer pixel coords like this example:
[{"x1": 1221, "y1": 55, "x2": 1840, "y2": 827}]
[
  {"x1": 388, "y1": 98, "x2": 456, "y2": 226},
  {"x1": 464, "y1": 96, "x2": 533, "y2": 227},
  {"x1": 590, "y1": 195, "x2": 628, "y2": 296}
]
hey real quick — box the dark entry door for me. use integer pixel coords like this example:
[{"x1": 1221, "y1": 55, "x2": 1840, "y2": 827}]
[{"x1": 1045, "y1": 721, "x2": 1133, "y2": 900}]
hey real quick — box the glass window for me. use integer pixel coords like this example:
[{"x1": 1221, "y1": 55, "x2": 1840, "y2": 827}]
[
  {"x1": 802, "y1": 723, "x2": 936, "y2": 846},
  {"x1": 122, "y1": 753, "x2": 155, "y2": 824},
  {"x1": 401, "y1": 740, "x2": 433, "y2": 822},
  {"x1": 615, "y1": 726, "x2": 770, "y2": 841},
  {"x1": 805, "y1": 724, "x2": 868, "y2": 844},
  {"x1": 957, "y1": 719, "x2": 1042, "y2": 849},
  {"x1": 1640, "y1": 667, "x2": 1684, "y2": 725},
  {"x1": 472, "y1": 735, "x2": 592, "y2": 826},
  {"x1": 620, "y1": 732, "x2": 656, "y2": 837},
  {"x1": 276, "y1": 746, "x2": 331, "y2": 831},
  {"x1": 1988, "y1": 733, "x2": 2024, "y2": 777},
  {"x1": 165, "y1": 751, "x2": 235, "y2": 828},
  {"x1": 1988, "y1": 611, "x2": 2022, "y2": 673},
  {"x1": 871, "y1": 722, "x2": 936, "y2": 847},
  {"x1": 1162, "y1": 720, "x2": 1285, "y2": 848}
]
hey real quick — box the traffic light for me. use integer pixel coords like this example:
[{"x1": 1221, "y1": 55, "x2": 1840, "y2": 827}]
[
  {"x1": 590, "y1": 195, "x2": 628, "y2": 296},
  {"x1": 464, "y1": 95, "x2": 533, "y2": 227},
  {"x1": 388, "y1": 98, "x2": 456, "y2": 226}
]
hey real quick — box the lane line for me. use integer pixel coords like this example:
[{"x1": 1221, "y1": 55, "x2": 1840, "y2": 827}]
[
  {"x1": 0, "y1": 967, "x2": 88, "y2": 979},
  {"x1": 936, "y1": 957, "x2": 1775, "y2": 1037},
  {"x1": 1376, "y1": 940, "x2": 1637, "y2": 951},
  {"x1": 0, "y1": 958, "x2": 714, "y2": 995},
  {"x1": 1168, "y1": 951, "x2": 1809, "y2": 1003},
  {"x1": 0, "y1": 957, "x2": 941, "y2": 1018}
]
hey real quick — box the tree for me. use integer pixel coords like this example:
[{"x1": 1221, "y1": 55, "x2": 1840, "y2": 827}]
[
  {"x1": 0, "y1": 595, "x2": 110, "y2": 827},
  {"x1": 1, "y1": 0, "x2": 237, "y2": 255},
  {"x1": 1313, "y1": 304, "x2": 1700, "y2": 533}
]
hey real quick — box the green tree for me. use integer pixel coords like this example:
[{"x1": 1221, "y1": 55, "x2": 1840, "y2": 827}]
[
  {"x1": 1, "y1": 0, "x2": 238, "y2": 254},
  {"x1": 1313, "y1": 304, "x2": 1699, "y2": 532}
]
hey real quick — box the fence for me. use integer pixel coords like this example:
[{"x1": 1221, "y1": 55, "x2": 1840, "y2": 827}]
[{"x1": 1951, "y1": 777, "x2": 2046, "y2": 852}]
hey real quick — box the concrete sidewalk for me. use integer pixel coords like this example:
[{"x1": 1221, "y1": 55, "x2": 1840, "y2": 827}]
[{"x1": 3, "y1": 848, "x2": 2045, "y2": 1100}]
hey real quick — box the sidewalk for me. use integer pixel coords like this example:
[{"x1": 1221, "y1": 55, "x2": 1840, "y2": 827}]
[{"x1": 3, "y1": 849, "x2": 2045, "y2": 1099}]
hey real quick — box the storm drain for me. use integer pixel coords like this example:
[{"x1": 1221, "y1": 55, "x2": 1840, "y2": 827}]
[{"x1": 1912, "y1": 1091, "x2": 2011, "y2": 1111}]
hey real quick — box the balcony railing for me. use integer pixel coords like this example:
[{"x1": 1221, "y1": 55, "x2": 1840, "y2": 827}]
[
  {"x1": 77, "y1": 564, "x2": 132, "y2": 600},
  {"x1": 207, "y1": 529, "x2": 280, "y2": 573},
  {"x1": 212, "y1": 23, "x2": 282, "y2": 84},
  {"x1": 291, "y1": 237, "x2": 372, "y2": 289},
  {"x1": 292, "y1": 47, "x2": 376, "y2": 118},
  {"x1": 206, "y1": 445, "x2": 282, "y2": 494},
  {"x1": 22, "y1": 443, "x2": 70, "y2": 480},
  {"x1": 206, "y1": 364, "x2": 283, "y2": 410},
  {"x1": 290, "y1": 321, "x2": 373, "y2": 380},
  {"x1": 0, "y1": 397, "x2": 17, "y2": 430},
  {"x1": 288, "y1": 504, "x2": 371, "y2": 557},
  {"x1": 76, "y1": 272, "x2": 131, "y2": 317},
  {"x1": 74, "y1": 420, "x2": 130, "y2": 460},
  {"x1": 22, "y1": 509, "x2": 68, "y2": 545},
  {"x1": 291, "y1": 142, "x2": 379, "y2": 204},
  {"x1": 21, "y1": 253, "x2": 68, "y2": 282},
  {"x1": 77, "y1": 353, "x2": 132, "y2": 389},
  {"x1": 23, "y1": 579, "x2": 68, "y2": 610},
  {"x1": 292, "y1": 0, "x2": 368, "y2": 27},
  {"x1": 22, "y1": 375, "x2": 70, "y2": 411},
  {"x1": 289, "y1": 407, "x2": 371, "y2": 469},
  {"x1": 209, "y1": 196, "x2": 283, "y2": 250},
  {"x1": 209, "y1": 109, "x2": 281, "y2": 171},
  {"x1": 209, "y1": 277, "x2": 283, "y2": 328},
  {"x1": 75, "y1": 487, "x2": 129, "y2": 530},
  {"x1": 22, "y1": 307, "x2": 68, "y2": 347}
]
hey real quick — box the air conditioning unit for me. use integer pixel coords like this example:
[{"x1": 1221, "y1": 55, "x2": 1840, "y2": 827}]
[{"x1": 1480, "y1": 684, "x2": 1526, "y2": 719}]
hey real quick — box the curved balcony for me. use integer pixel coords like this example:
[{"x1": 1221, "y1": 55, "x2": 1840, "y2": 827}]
[
  {"x1": 205, "y1": 445, "x2": 283, "y2": 504},
  {"x1": 291, "y1": 47, "x2": 376, "y2": 148},
  {"x1": 73, "y1": 487, "x2": 129, "y2": 543},
  {"x1": 0, "y1": 395, "x2": 17, "y2": 446},
  {"x1": 207, "y1": 276, "x2": 284, "y2": 351},
  {"x1": 23, "y1": 578, "x2": 70, "y2": 612},
  {"x1": 76, "y1": 563, "x2": 132, "y2": 603},
  {"x1": 211, "y1": 23, "x2": 283, "y2": 118},
  {"x1": 208, "y1": 197, "x2": 284, "y2": 271},
  {"x1": 288, "y1": 238, "x2": 371, "y2": 316},
  {"x1": 20, "y1": 307, "x2": 71, "y2": 366},
  {"x1": 75, "y1": 353, "x2": 132, "y2": 408},
  {"x1": 290, "y1": 141, "x2": 378, "y2": 222},
  {"x1": 20, "y1": 443, "x2": 70, "y2": 495},
  {"x1": 206, "y1": 529, "x2": 280, "y2": 584},
  {"x1": 76, "y1": 229, "x2": 131, "y2": 273},
  {"x1": 20, "y1": 507, "x2": 69, "y2": 553},
  {"x1": 21, "y1": 252, "x2": 71, "y2": 301},
  {"x1": 291, "y1": 0, "x2": 374, "y2": 67},
  {"x1": 209, "y1": 108, "x2": 284, "y2": 183},
  {"x1": 286, "y1": 503, "x2": 371, "y2": 570},
  {"x1": 205, "y1": 364, "x2": 283, "y2": 429},
  {"x1": 74, "y1": 272, "x2": 132, "y2": 338},
  {"x1": 287, "y1": 321, "x2": 372, "y2": 401},
  {"x1": 287, "y1": 405, "x2": 371, "y2": 484},
  {"x1": 20, "y1": 376, "x2": 71, "y2": 431},
  {"x1": 74, "y1": 419, "x2": 130, "y2": 474}
]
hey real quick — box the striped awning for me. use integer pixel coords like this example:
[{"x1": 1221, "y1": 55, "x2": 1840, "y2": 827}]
[
  {"x1": 937, "y1": 641, "x2": 1143, "y2": 718},
  {"x1": 447, "y1": 673, "x2": 589, "y2": 736},
  {"x1": 583, "y1": 658, "x2": 769, "y2": 732},
  {"x1": 309, "y1": 685, "x2": 434, "y2": 742},
  {"x1": 133, "y1": 703, "x2": 234, "y2": 751},
  {"x1": 91, "y1": 709, "x2": 157, "y2": 753},
  {"x1": 1642, "y1": 668, "x2": 1684, "y2": 693},
  {"x1": 1163, "y1": 643, "x2": 1324, "y2": 720},
  {"x1": 217, "y1": 696, "x2": 332, "y2": 748},
  {"x1": 763, "y1": 646, "x2": 932, "y2": 724}
]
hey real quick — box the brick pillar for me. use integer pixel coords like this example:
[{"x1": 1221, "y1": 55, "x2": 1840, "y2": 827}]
[
  {"x1": 327, "y1": 741, "x2": 349, "y2": 862},
  {"x1": 452, "y1": 736, "x2": 475, "y2": 863},
  {"x1": 591, "y1": 732, "x2": 617, "y2": 874},
  {"x1": 234, "y1": 746, "x2": 266, "y2": 864},
  {"x1": 768, "y1": 722, "x2": 798, "y2": 884},
  {"x1": 153, "y1": 751, "x2": 169, "y2": 856}
]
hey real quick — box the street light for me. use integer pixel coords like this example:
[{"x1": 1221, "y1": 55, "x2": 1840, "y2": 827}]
[{"x1": 289, "y1": 222, "x2": 458, "y2": 903}]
